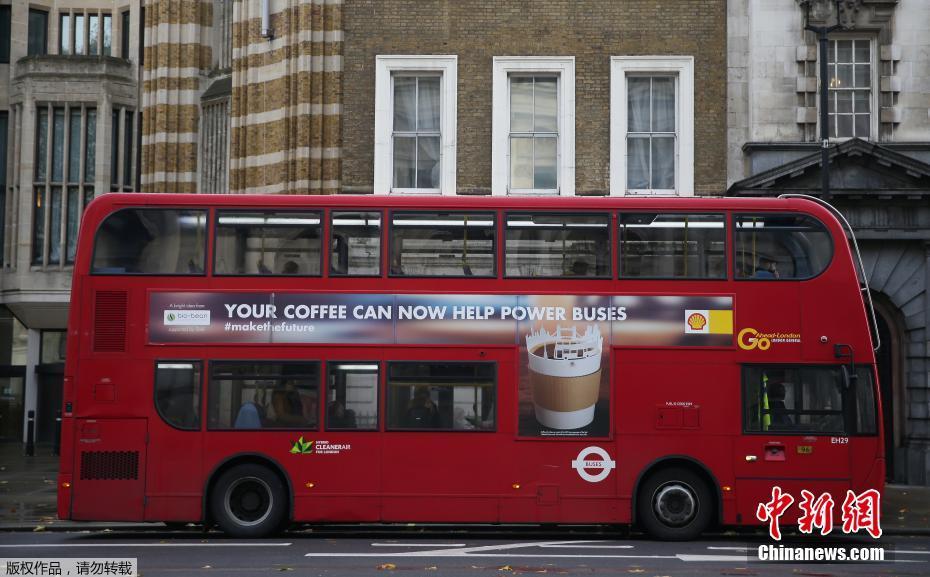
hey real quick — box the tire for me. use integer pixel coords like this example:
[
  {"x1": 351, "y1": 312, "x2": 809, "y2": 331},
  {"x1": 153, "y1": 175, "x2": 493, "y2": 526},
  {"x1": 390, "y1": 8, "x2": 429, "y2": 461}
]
[
  {"x1": 637, "y1": 467, "x2": 714, "y2": 541},
  {"x1": 210, "y1": 463, "x2": 288, "y2": 538}
]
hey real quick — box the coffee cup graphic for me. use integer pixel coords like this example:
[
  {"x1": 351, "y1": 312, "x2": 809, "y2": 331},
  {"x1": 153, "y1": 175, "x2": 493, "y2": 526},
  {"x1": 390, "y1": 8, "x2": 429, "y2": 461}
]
[{"x1": 526, "y1": 325, "x2": 603, "y2": 430}]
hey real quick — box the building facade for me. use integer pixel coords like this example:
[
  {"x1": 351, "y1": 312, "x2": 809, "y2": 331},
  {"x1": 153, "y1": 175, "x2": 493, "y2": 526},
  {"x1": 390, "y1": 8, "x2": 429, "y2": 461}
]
[{"x1": 727, "y1": 0, "x2": 930, "y2": 484}]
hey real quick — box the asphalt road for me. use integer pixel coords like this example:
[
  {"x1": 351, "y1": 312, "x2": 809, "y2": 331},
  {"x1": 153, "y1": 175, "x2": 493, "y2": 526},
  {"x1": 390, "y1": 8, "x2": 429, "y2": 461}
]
[{"x1": 1, "y1": 528, "x2": 928, "y2": 577}]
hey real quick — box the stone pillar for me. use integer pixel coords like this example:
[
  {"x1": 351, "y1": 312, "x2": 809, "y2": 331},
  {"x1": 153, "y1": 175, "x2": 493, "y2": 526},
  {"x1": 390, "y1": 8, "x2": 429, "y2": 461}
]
[
  {"x1": 21, "y1": 329, "x2": 39, "y2": 446},
  {"x1": 229, "y1": 0, "x2": 343, "y2": 194},
  {"x1": 140, "y1": 0, "x2": 212, "y2": 193}
]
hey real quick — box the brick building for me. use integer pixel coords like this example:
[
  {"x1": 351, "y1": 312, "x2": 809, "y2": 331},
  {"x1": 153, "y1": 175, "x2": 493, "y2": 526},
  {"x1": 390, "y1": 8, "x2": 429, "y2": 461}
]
[
  {"x1": 727, "y1": 0, "x2": 930, "y2": 484},
  {"x1": 0, "y1": 0, "x2": 728, "y2": 446}
]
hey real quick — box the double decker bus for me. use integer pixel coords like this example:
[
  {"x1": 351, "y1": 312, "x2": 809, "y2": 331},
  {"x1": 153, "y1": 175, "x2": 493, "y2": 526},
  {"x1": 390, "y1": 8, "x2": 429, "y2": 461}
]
[{"x1": 58, "y1": 193, "x2": 882, "y2": 540}]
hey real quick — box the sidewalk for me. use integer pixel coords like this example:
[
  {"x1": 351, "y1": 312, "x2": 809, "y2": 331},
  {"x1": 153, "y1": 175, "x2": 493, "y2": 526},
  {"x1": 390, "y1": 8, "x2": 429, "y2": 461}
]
[{"x1": 2, "y1": 442, "x2": 929, "y2": 534}]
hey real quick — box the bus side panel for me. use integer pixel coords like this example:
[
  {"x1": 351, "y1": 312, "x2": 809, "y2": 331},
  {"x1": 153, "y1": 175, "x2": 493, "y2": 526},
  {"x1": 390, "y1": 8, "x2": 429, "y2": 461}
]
[
  {"x1": 71, "y1": 418, "x2": 147, "y2": 521},
  {"x1": 144, "y1": 424, "x2": 203, "y2": 522},
  {"x1": 615, "y1": 357, "x2": 741, "y2": 525}
]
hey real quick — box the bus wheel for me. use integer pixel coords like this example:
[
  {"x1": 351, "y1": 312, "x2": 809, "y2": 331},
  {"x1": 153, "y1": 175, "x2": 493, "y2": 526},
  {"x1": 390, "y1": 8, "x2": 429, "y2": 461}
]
[
  {"x1": 210, "y1": 464, "x2": 287, "y2": 537},
  {"x1": 637, "y1": 467, "x2": 712, "y2": 541}
]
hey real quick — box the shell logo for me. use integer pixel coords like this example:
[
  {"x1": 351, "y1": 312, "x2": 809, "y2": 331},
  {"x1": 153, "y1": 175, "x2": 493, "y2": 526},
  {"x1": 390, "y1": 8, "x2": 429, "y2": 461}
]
[{"x1": 687, "y1": 312, "x2": 707, "y2": 332}]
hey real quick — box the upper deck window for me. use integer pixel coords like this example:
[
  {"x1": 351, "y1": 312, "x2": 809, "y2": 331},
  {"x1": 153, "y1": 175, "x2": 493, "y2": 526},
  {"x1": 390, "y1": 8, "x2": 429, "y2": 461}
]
[
  {"x1": 92, "y1": 208, "x2": 207, "y2": 274},
  {"x1": 619, "y1": 213, "x2": 725, "y2": 279},
  {"x1": 215, "y1": 211, "x2": 321, "y2": 276},
  {"x1": 330, "y1": 211, "x2": 381, "y2": 276},
  {"x1": 390, "y1": 212, "x2": 495, "y2": 277},
  {"x1": 735, "y1": 214, "x2": 832, "y2": 280},
  {"x1": 505, "y1": 213, "x2": 610, "y2": 278}
]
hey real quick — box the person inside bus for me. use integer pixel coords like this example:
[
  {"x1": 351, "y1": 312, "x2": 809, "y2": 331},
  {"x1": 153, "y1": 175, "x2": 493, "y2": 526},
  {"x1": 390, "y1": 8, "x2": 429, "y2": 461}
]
[
  {"x1": 257, "y1": 259, "x2": 272, "y2": 274},
  {"x1": 767, "y1": 381, "x2": 794, "y2": 428},
  {"x1": 234, "y1": 388, "x2": 267, "y2": 429},
  {"x1": 404, "y1": 387, "x2": 439, "y2": 428},
  {"x1": 271, "y1": 381, "x2": 308, "y2": 427},
  {"x1": 327, "y1": 400, "x2": 357, "y2": 429},
  {"x1": 282, "y1": 260, "x2": 299, "y2": 275},
  {"x1": 754, "y1": 256, "x2": 779, "y2": 279}
]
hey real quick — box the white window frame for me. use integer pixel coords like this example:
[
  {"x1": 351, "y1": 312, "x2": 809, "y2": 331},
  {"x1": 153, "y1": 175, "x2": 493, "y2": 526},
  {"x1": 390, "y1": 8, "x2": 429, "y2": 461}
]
[
  {"x1": 374, "y1": 55, "x2": 457, "y2": 195},
  {"x1": 492, "y1": 56, "x2": 575, "y2": 196},
  {"x1": 819, "y1": 35, "x2": 878, "y2": 142},
  {"x1": 610, "y1": 56, "x2": 694, "y2": 197}
]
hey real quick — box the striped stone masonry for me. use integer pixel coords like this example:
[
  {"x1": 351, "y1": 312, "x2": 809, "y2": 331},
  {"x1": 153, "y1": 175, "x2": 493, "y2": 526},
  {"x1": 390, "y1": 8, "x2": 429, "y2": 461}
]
[
  {"x1": 229, "y1": 0, "x2": 343, "y2": 195},
  {"x1": 141, "y1": 0, "x2": 213, "y2": 193}
]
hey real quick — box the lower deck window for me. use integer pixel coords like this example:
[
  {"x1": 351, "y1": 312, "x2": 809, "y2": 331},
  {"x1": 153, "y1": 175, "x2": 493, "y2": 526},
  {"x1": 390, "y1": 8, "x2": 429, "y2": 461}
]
[
  {"x1": 743, "y1": 365, "x2": 877, "y2": 435},
  {"x1": 154, "y1": 361, "x2": 201, "y2": 430},
  {"x1": 326, "y1": 362, "x2": 379, "y2": 430},
  {"x1": 208, "y1": 361, "x2": 320, "y2": 430},
  {"x1": 387, "y1": 362, "x2": 496, "y2": 431}
]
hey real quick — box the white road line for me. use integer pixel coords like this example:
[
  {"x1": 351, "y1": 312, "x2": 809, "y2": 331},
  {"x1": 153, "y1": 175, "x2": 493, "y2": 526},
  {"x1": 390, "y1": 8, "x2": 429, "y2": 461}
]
[
  {"x1": 371, "y1": 543, "x2": 467, "y2": 547},
  {"x1": 539, "y1": 544, "x2": 635, "y2": 549},
  {"x1": 896, "y1": 550, "x2": 930, "y2": 555},
  {"x1": 0, "y1": 543, "x2": 292, "y2": 548},
  {"x1": 707, "y1": 546, "x2": 751, "y2": 551},
  {"x1": 676, "y1": 554, "x2": 750, "y2": 562},
  {"x1": 306, "y1": 552, "x2": 677, "y2": 559}
]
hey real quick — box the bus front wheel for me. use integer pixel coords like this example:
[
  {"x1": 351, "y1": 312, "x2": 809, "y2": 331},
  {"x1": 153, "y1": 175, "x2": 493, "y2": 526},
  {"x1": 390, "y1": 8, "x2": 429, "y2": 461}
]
[
  {"x1": 637, "y1": 467, "x2": 713, "y2": 541},
  {"x1": 210, "y1": 464, "x2": 287, "y2": 537}
]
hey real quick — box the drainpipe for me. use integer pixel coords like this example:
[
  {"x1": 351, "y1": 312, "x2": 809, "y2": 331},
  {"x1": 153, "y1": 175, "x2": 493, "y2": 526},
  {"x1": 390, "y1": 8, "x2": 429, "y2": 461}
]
[{"x1": 261, "y1": 0, "x2": 273, "y2": 39}]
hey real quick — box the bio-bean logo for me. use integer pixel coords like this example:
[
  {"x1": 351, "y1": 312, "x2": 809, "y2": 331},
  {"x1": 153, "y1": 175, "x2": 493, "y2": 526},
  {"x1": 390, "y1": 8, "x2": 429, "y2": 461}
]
[{"x1": 163, "y1": 309, "x2": 210, "y2": 326}]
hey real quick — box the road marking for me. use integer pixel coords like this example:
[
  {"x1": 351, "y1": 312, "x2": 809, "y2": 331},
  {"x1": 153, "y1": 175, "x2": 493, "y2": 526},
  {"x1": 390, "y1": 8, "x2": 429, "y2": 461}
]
[
  {"x1": 896, "y1": 550, "x2": 930, "y2": 555},
  {"x1": 371, "y1": 543, "x2": 467, "y2": 547},
  {"x1": 306, "y1": 552, "x2": 677, "y2": 559},
  {"x1": 0, "y1": 542, "x2": 292, "y2": 548},
  {"x1": 677, "y1": 554, "x2": 750, "y2": 562},
  {"x1": 707, "y1": 546, "x2": 751, "y2": 551}
]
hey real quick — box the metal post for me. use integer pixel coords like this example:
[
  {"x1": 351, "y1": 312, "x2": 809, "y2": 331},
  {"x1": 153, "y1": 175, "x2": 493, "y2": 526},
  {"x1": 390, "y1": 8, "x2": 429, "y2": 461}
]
[
  {"x1": 25, "y1": 410, "x2": 35, "y2": 457},
  {"x1": 53, "y1": 410, "x2": 62, "y2": 456},
  {"x1": 818, "y1": 30, "x2": 832, "y2": 198}
]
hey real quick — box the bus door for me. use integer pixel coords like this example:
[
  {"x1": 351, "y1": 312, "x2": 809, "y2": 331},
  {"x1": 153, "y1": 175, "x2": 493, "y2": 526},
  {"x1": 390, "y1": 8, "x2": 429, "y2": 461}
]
[
  {"x1": 734, "y1": 365, "x2": 852, "y2": 525},
  {"x1": 380, "y1": 349, "x2": 512, "y2": 523}
]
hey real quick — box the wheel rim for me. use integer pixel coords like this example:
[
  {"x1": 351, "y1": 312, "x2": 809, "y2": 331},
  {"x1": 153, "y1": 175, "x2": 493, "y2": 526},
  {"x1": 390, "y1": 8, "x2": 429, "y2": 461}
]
[
  {"x1": 653, "y1": 482, "x2": 697, "y2": 527},
  {"x1": 224, "y1": 476, "x2": 273, "y2": 527}
]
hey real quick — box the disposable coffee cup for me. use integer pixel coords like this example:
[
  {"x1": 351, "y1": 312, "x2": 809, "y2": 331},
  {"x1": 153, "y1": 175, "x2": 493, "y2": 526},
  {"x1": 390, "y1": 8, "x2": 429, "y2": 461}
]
[{"x1": 526, "y1": 325, "x2": 602, "y2": 430}]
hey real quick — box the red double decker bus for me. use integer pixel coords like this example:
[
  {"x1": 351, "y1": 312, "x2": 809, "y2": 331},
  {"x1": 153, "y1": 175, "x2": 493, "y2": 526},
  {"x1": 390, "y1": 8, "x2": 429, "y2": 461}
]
[{"x1": 58, "y1": 193, "x2": 882, "y2": 540}]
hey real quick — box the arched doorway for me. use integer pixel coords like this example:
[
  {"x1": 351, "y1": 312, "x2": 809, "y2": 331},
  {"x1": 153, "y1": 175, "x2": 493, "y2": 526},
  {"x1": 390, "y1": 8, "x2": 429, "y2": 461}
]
[{"x1": 872, "y1": 294, "x2": 906, "y2": 482}]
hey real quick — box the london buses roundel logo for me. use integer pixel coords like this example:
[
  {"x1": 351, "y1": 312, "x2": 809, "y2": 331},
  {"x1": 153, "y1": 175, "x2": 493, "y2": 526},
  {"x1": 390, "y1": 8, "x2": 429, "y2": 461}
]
[{"x1": 571, "y1": 446, "x2": 616, "y2": 483}]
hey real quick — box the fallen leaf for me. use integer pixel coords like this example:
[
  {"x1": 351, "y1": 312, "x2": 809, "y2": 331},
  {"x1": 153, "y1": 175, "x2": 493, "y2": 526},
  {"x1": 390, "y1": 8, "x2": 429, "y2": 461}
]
[
  {"x1": 378, "y1": 563, "x2": 396, "y2": 571},
  {"x1": 425, "y1": 566, "x2": 437, "y2": 571},
  {"x1": 277, "y1": 568, "x2": 293, "y2": 572},
  {"x1": 33, "y1": 526, "x2": 45, "y2": 532},
  {"x1": 627, "y1": 570, "x2": 645, "y2": 574},
  {"x1": 499, "y1": 566, "x2": 513, "y2": 572},
  {"x1": 201, "y1": 565, "x2": 211, "y2": 569}
]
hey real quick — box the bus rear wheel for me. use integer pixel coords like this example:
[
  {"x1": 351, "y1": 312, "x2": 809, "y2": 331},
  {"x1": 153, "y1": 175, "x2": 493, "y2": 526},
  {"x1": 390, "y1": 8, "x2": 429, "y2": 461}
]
[
  {"x1": 637, "y1": 467, "x2": 713, "y2": 541},
  {"x1": 210, "y1": 464, "x2": 287, "y2": 537}
]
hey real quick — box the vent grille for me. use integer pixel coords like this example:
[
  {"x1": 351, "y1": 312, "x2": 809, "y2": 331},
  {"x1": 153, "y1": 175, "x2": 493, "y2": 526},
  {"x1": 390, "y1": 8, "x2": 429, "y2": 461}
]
[
  {"x1": 94, "y1": 291, "x2": 127, "y2": 352},
  {"x1": 80, "y1": 450, "x2": 139, "y2": 480}
]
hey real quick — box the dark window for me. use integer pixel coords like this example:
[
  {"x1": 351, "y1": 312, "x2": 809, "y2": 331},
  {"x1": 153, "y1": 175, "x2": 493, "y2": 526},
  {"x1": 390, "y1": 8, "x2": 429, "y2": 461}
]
[
  {"x1": 102, "y1": 14, "x2": 111, "y2": 56},
  {"x1": 215, "y1": 211, "x2": 322, "y2": 276},
  {"x1": 326, "y1": 362, "x2": 379, "y2": 431},
  {"x1": 330, "y1": 211, "x2": 381, "y2": 276},
  {"x1": 31, "y1": 187, "x2": 44, "y2": 265},
  {"x1": 743, "y1": 366, "x2": 877, "y2": 435},
  {"x1": 138, "y1": 7, "x2": 144, "y2": 64},
  {"x1": 155, "y1": 361, "x2": 201, "y2": 431},
  {"x1": 0, "y1": 111, "x2": 7, "y2": 259},
  {"x1": 505, "y1": 213, "x2": 610, "y2": 278},
  {"x1": 120, "y1": 10, "x2": 129, "y2": 59},
  {"x1": 208, "y1": 361, "x2": 320, "y2": 430},
  {"x1": 28, "y1": 9, "x2": 48, "y2": 56},
  {"x1": 735, "y1": 214, "x2": 833, "y2": 280},
  {"x1": 123, "y1": 110, "x2": 134, "y2": 187},
  {"x1": 387, "y1": 362, "x2": 496, "y2": 431},
  {"x1": 110, "y1": 109, "x2": 119, "y2": 190},
  {"x1": 92, "y1": 208, "x2": 207, "y2": 274},
  {"x1": 85, "y1": 109, "x2": 96, "y2": 183},
  {"x1": 0, "y1": 6, "x2": 11, "y2": 63},
  {"x1": 390, "y1": 212, "x2": 495, "y2": 277},
  {"x1": 619, "y1": 213, "x2": 726, "y2": 279}
]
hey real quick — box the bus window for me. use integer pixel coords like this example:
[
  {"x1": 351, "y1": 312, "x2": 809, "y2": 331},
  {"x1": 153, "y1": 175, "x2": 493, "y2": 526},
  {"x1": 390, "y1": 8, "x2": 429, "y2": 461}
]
[
  {"x1": 734, "y1": 214, "x2": 832, "y2": 280},
  {"x1": 326, "y1": 362, "x2": 379, "y2": 430},
  {"x1": 330, "y1": 211, "x2": 381, "y2": 276},
  {"x1": 504, "y1": 213, "x2": 610, "y2": 278},
  {"x1": 154, "y1": 361, "x2": 201, "y2": 431},
  {"x1": 742, "y1": 366, "x2": 877, "y2": 435},
  {"x1": 390, "y1": 212, "x2": 495, "y2": 277},
  {"x1": 208, "y1": 361, "x2": 320, "y2": 430},
  {"x1": 618, "y1": 213, "x2": 725, "y2": 279},
  {"x1": 215, "y1": 211, "x2": 321, "y2": 276},
  {"x1": 92, "y1": 208, "x2": 206, "y2": 274},
  {"x1": 387, "y1": 362, "x2": 495, "y2": 431}
]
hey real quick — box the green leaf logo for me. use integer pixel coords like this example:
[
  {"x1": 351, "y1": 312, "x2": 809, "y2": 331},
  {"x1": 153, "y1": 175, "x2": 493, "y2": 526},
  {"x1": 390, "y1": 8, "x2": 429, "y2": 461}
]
[
  {"x1": 290, "y1": 436, "x2": 314, "y2": 454},
  {"x1": 167, "y1": 313, "x2": 176, "y2": 322}
]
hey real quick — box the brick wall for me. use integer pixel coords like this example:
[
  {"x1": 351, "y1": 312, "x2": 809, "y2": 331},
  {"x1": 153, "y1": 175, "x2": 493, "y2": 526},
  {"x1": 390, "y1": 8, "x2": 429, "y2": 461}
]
[{"x1": 343, "y1": 0, "x2": 727, "y2": 196}]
